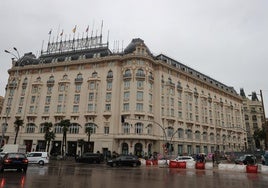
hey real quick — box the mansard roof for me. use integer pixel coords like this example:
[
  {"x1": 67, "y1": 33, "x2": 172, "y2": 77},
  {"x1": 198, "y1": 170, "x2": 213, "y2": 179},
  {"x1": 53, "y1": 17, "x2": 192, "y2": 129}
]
[
  {"x1": 124, "y1": 38, "x2": 152, "y2": 55},
  {"x1": 156, "y1": 54, "x2": 238, "y2": 95}
]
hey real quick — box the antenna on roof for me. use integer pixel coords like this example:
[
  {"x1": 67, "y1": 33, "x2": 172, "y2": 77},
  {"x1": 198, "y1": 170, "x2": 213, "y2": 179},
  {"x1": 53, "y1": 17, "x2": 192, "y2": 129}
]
[
  {"x1": 91, "y1": 20, "x2": 95, "y2": 39},
  {"x1": 41, "y1": 40, "x2": 44, "y2": 55},
  {"x1": 121, "y1": 40, "x2": 124, "y2": 53},
  {"x1": 100, "y1": 20, "x2": 103, "y2": 43},
  {"x1": 107, "y1": 30, "x2": 110, "y2": 47}
]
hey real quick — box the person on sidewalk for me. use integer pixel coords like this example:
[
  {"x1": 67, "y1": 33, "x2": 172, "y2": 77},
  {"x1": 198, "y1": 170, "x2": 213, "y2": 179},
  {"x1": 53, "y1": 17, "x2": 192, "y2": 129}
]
[{"x1": 264, "y1": 150, "x2": 268, "y2": 166}]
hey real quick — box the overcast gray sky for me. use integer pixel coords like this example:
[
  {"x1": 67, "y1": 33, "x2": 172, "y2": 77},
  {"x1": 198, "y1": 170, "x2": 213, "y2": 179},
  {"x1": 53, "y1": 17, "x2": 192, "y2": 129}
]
[{"x1": 1, "y1": 0, "x2": 268, "y2": 112}]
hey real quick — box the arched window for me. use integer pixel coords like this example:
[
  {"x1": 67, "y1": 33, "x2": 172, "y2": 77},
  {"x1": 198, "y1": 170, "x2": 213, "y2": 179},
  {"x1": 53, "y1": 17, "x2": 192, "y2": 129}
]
[
  {"x1": 167, "y1": 127, "x2": 174, "y2": 137},
  {"x1": 107, "y1": 70, "x2": 113, "y2": 78},
  {"x1": 76, "y1": 73, "x2": 83, "y2": 79},
  {"x1": 54, "y1": 124, "x2": 62, "y2": 134},
  {"x1": 63, "y1": 74, "x2": 68, "y2": 79},
  {"x1": 177, "y1": 128, "x2": 184, "y2": 139},
  {"x1": 125, "y1": 69, "x2": 131, "y2": 76},
  {"x1": 146, "y1": 124, "x2": 153, "y2": 135},
  {"x1": 135, "y1": 123, "x2": 143, "y2": 134},
  {"x1": 149, "y1": 72, "x2": 154, "y2": 80},
  {"x1": 122, "y1": 123, "x2": 130, "y2": 134},
  {"x1": 195, "y1": 131, "x2": 201, "y2": 140},
  {"x1": 36, "y1": 77, "x2": 41, "y2": 82},
  {"x1": 26, "y1": 123, "x2": 35, "y2": 133},
  {"x1": 85, "y1": 123, "x2": 97, "y2": 134},
  {"x1": 216, "y1": 134, "x2": 221, "y2": 142},
  {"x1": 69, "y1": 123, "x2": 80, "y2": 134},
  {"x1": 186, "y1": 129, "x2": 192, "y2": 139},
  {"x1": 92, "y1": 71, "x2": 98, "y2": 78},
  {"x1": 136, "y1": 68, "x2": 144, "y2": 76},
  {"x1": 121, "y1": 143, "x2": 129, "y2": 155},
  {"x1": 210, "y1": 133, "x2": 215, "y2": 142},
  {"x1": 48, "y1": 75, "x2": 54, "y2": 81},
  {"x1": 23, "y1": 78, "x2": 28, "y2": 84},
  {"x1": 202, "y1": 132, "x2": 208, "y2": 141},
  {"x1": 39, "y1": 124, "x2": 45, "y2": 133}
]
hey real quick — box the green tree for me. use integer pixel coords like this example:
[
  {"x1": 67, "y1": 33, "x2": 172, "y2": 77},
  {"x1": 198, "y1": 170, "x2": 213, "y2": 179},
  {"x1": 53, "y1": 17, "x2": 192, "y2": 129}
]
[
  {"x1": 77, "y1": 139, "x2": 85, "y2": 156},
  {"x1": 43, "y1": 122, "x2": 55, "y2": 153},
  {"x1": 253, "y1": 128, "x2": 266, "y2": 149},
  {"x1": 85, "y1": 127, "x2": 93, "y2": 143},
  {"x1": 14, "y1": 118, "x2": 24, "y2": 144},
  {"x1": 85, "y1": 126, "x2": 94, "y2": 152},
  {"x1": 59, "y1": 119, "x2": 71, "y2": 156}
]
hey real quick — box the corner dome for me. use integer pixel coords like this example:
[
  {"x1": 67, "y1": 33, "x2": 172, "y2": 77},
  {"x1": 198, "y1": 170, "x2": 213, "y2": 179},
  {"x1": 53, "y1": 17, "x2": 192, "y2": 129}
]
[
  {"x1": 124, "y1": 38, "x2": 152, "y2": 55},
  {"x1": 16, "y1": 52, "x2": 39, "y2": 66}
]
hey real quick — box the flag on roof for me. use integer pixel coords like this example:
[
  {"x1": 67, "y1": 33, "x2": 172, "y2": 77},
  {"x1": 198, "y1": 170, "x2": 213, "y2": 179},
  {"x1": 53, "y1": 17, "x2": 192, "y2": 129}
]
[{"x1": 72, "y1": 25, "x2": 77, "y2": 33}]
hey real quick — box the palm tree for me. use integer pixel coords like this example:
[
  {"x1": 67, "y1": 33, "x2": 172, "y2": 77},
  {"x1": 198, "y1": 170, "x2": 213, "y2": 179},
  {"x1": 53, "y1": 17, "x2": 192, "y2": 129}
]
[
  {"x1": 85, "y1": 126, "x2": 93, "y2": 143},
  {"x1": 77, "y1": 139, "x2": 85, "y2": 156},
  {"x1": 43, "y1": 122, "x2": 55, "y2": 153},
  {"x1": 14, "y1": 117, "x2": 24, "y2": 144},
  {"x1": 85, "y1": 126, "x2": 93, "y2": 151},
  {"x1": 253, "y1": 128, "x2": 266, "y2": 149},
  {"x1": 59, "y1": 119, "x2": 71, "y2": 157}
]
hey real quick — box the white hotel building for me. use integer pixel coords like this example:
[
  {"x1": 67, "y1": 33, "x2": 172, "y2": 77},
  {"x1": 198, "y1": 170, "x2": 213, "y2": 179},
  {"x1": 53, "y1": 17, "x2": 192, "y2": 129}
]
[{"x1": 0, "y1": 36, "x2": 247, "y2": 157}]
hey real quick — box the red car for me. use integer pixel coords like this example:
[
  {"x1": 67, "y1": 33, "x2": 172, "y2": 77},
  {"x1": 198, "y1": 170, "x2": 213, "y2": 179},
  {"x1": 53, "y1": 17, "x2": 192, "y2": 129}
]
[{"x1": 0, "y1": 153, "x2": 28, "y2": 172}]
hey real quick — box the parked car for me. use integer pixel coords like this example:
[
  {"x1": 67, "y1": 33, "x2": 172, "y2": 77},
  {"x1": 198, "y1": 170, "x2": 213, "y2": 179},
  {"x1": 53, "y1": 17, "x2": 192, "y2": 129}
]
[
  {"x1": 234, "y1": 154, "x2": 256, "y2": 165},
  {"x1": 76, "y1": 152, "x2": 104, "y2": 164},
  {"x1": 0, "y1": 153, "x2": 28, "y2": 172},
  {"x1": 107, "y1": 155, "x2": 141, "y2": 167},
  {"x1": 27, "y1": 152, "x2": 49, "y2": 165},
  {"x1": 174, "y1": 156, "x2": 195, "y2": 162}
]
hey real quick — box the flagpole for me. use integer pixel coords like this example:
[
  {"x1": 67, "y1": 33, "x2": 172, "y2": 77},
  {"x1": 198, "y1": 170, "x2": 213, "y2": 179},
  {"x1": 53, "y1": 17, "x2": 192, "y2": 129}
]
[
  {"x1": 56, "y1": 24, "x2": 60, "y2": 43},
  {"x1": 72, "y1": 25, "x2": 77, "y2": 50},
  {"x1": 47, "y1": 29, "x2": 52, "y2": 53},
  {"x1": 107, "y1": 30, "x2": 110, "y2": 48},
  {"x1": 100, "y1": 20, "x2": 103, "y2": 43}
]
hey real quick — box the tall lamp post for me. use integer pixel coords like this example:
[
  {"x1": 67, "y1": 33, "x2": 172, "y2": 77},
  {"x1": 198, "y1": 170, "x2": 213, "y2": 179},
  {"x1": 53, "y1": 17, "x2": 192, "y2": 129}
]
[
  {"x1": 260, "y1": 90, "x2": 267, "y2": 149},
  {"x1": 1, "y1": 48, "x2": 21, "y2": 147},
  {"x1": 125, "y1": 117, "x2": 169, "y2": 164}
]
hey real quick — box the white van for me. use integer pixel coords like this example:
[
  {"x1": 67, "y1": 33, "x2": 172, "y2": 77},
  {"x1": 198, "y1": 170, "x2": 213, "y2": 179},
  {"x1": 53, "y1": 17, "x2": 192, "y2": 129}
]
[{"x1": 27, "y1": 152, "x2": 49, "y2": 165}]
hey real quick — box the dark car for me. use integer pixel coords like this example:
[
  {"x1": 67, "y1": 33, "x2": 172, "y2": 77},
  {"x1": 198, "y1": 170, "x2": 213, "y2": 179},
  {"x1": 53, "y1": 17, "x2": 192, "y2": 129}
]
[
  {"x1": 107, "y1": 155, "x2": 141, "y2": 167},
  {"x1": 76, "y1": 152, "x2": 104, "y2": 164},
  {"x1": 234, "y1": 154, "x2": 256, "y2": 165},
  {"x1": 0, "y1": 153, "x2": 28, "y2": 172}
]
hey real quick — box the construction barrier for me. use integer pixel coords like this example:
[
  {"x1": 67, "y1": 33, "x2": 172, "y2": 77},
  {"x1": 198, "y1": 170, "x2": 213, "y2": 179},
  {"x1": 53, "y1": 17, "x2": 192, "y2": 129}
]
[
  {"x1": 145, "y1": 160, "x2": 158, "y2": 166},
  {"x1": 186, "y1": 161, "x2": 196, "y2": 169},
  {"x1": 143, "y1": 159, "x2": 268, "y2": 174},
  {"x1": 246, "y1": 165, "x2": 258, "y2": 173},
  {"x1": 195, "y1": 162, "x2": 205, "y2": 169},
  {"x1": 178, "y1": 161, "x2": 186, "y2": 168},
  {"x1": 205, "y1": 162, "x2": 213, "y2": 170},
  {"x1": 169, "y1": 160, "x2": 178, "y2": 168}
]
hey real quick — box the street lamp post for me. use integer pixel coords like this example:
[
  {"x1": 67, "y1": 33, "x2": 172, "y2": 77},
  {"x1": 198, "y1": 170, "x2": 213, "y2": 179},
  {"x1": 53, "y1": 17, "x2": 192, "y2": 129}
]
[
  {"x1": 260, "y1": 90, "x2": 268, "y2": 149},
  {"x1": 2, "y1": 47, "x2": 21, "y2": 147},
  {"x1": 126, "y1": 118, "x2": 169, "y2": 164},
  {"x1": 4, "y1": 48, "x2": 20, "y2": 60},
  {"x1": 248, "y1": 90, "x2": 267, "y2": 149}
]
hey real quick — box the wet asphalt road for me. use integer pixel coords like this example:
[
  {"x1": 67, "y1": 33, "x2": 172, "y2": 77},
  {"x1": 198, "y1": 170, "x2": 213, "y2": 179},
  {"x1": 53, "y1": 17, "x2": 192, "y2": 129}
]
[{"x1": 0, "y1": 160, "x2": 268, "y2": 188}]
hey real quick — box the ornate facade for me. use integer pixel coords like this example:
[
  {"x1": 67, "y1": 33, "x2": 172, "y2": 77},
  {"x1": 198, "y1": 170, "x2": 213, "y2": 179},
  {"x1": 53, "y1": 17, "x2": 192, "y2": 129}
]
[
  {"x1": 0, "y1": 37, "x2": 247, "y2": 157},
  {"x1": 240, "y1": 89, "x2": 266, "y2": 150}
]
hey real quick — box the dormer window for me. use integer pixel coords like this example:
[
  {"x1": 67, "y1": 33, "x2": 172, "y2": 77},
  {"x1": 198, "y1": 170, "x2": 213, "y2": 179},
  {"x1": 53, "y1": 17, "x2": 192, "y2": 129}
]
[
  {"x1": 92, "y1": 71, "x2": 98, "y2": 78},
  {"x1": 107, "y1": 70, "x2": 113, "y2": 78},
  {"x1": 63, "y1": 74, "x2": 68, "y2": 80}
]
